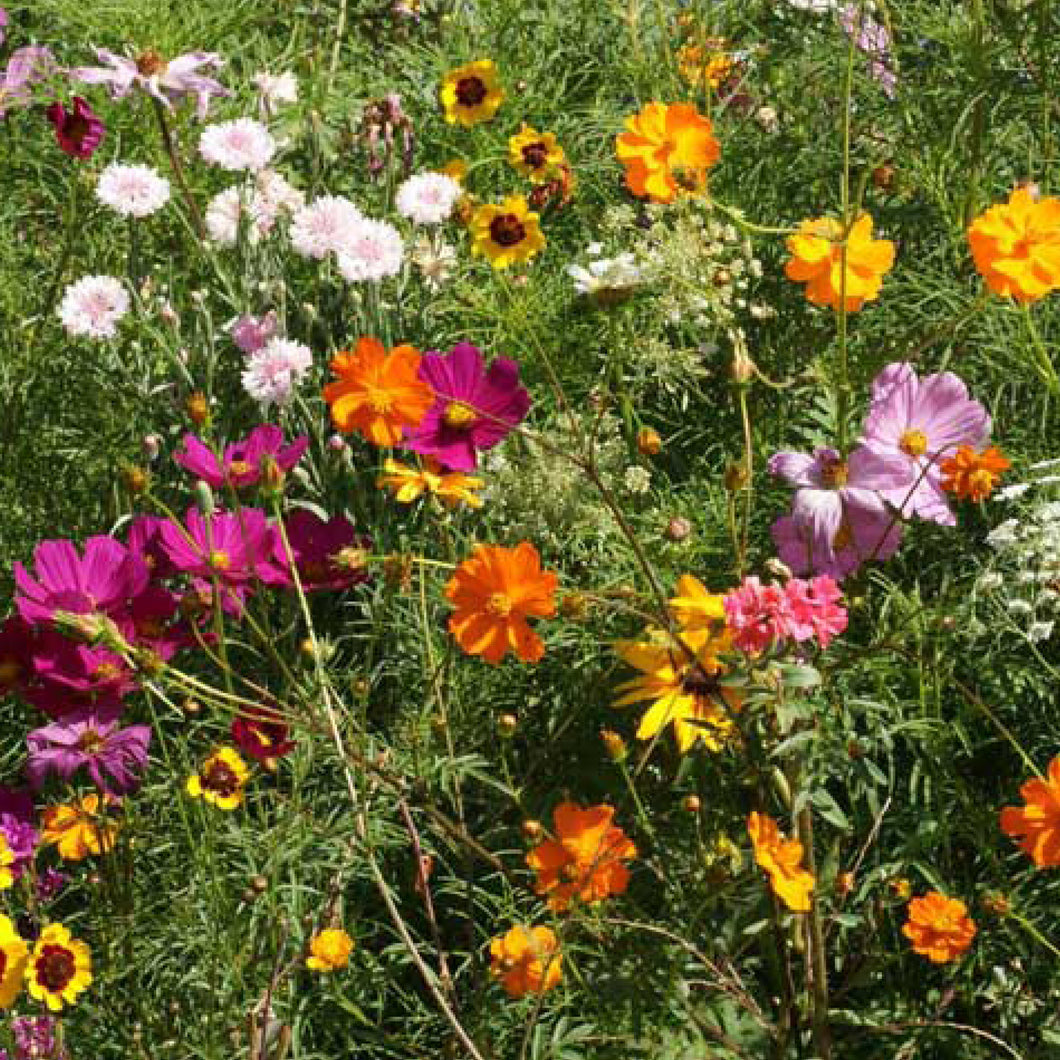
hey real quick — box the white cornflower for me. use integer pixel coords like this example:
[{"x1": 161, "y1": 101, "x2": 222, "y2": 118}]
[
  {"x1": 58, "y1": 275, "x2": 129, "y2": 339},
  {"x1": 336, "y1": 218, "x2": 404, "y2": 283},
  {"x1": 95, "y1": 163, "x2": 170, "y2": 218},
  {"x1": 255, "y1": 169, "x2": 304, "y2": 216},
  {"x1": 252, "y1": 71, "x2": 298, "y2": 109},
  {"x1": 289, "y1": 196, "x2": 364, "y2": 259},
  {"x1": 395, "y1": 172, "x2": 462, "y2": 225},
  {"x1": 786, "y1": 0, "x2": 839, "y2": 11},
  {"x1": 199, "y1": 118, "x2": 276, "y2": 172},
  {"x1": 241, "y1": 338, "x2": 312, "y2": 407}
]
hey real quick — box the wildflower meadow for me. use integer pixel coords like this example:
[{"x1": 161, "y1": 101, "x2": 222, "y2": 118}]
[{"x1": 4, "y1": 0, "x2": 1060, "y2": 1056}]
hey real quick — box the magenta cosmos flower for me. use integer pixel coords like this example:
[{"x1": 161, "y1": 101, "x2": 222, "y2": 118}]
[
  {"x1": 0, "y1": 787, "x2": 37, "y2": 878},
  {"x1": 769, "y1": 445, "x2": 910, "y2": 580},
  {"x1": 27, "y1": 708, "x2": 151, "y2": 795},
  {"x1": 269, "y1": 511, "x2": 371, "y2": 591},
  {"x1": 860, "y1": 362, "x2": 991, "y2": 526},
  {"x1": 71, "y1": 47, "x2": 228, "y2": 118},
  {"x1": 0, "y1": 45, "x2": 57, "y2": 118},
  {"x1": 404, "y1": 343, "x2": 531, "y2": 471},
  {"x1": 160, "y1": 507, "x2": 278, "y2": 585},
  {"x1": 14, "y1": 536, "x2": 149, "y2": 624},
  {"x1": 174, "y1": 425, "x2": 308, "y2": 490},
  {"x1": 29, "y1": 634, "x2": 138, "y2": 718},
  {"x1": 45, "y1": 96, "x2": 105, "y2": 159}
]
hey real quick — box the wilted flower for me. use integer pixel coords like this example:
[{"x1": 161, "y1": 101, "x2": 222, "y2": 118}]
[
  {"x1": 253, "y1": 70, "x2": 298, "y2": 112},
  {"x1": 231, "y1": 704, "x2": 295, "y2": 762},
  {"x1": 57, "y1": 275, "x2": 129, "y2": 340},
  {"x1": 378, "y1": 457, "x2": 485, "y2": 508}
]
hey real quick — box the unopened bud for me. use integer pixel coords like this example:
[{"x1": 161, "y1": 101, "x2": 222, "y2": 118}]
[
  {"x1": 730, "y1": 349, "x2": 754, "y2": 385},
  {"x1": 335, "y1": 547, "x2": 369, "y2": 572},
  {"x1": 121, "y1": 465, "x2": 150, "y2": 495},
  {"x1": 771, "y1": 767, "x2": 792, "y2": 809},
  {"x1": 193, "y1": 480, "x2": 216, "y2": 517},
  {"x1": 251, "y1": 875, "x2": 269, "y2": 894},
  {"x1": 637, "y1": 426, "x2": 663, "y2": 456},
  {"x1": 665, "y1": 516, "x2": 692, "y2": 542},
  {"x1": 981, "y1": 892, "x2": 1011, "y2": 917},
  {"x1": 328, "y1": 433, "x2": 348, "y2": 452},
  {"x1": 141, "y1": 434, "x2": 162, "y2": 461},
  {"x1": 847, "y1": 739, "x2": 864, "y2": 760},
  {"x1": 724, "y1": 462, "x2": 750, "y2": 491},
  {"x1": 383, "y1": 553, "x2": 413, "y2": 593},
  {"x1": 559, "y1": 591, "x2": 589, "y2": 621},
  {"x1": 600, "y1": 729, "x2": 628, "y2": 762},
  {"x1": 835, "y1": 871, "x2": 855, "y2": 898},
  {"x1": 183, "y1": 698, "x2": 202, "y2": 716},
  {"x1": 186, "y1": 391, "x2": 209, "y2": 426},
  {"x1": 521, "y1": 819, "x2": 544, "y2": 843},
  {"x1": 888, "y1": 876, "x2": 911, "y2": 901},
  {"x1": 682, "y1": 794, "x2": 701, "y2": 813},
  {"x1": 260, "y1": 455, "x2": 285, "y2": 493},
  {"x1": 497, "y1": 713, "x2": 518, "y2": 738},
  {"x1": 872, "y1": 162, "x2": 895, "y2": 191}
]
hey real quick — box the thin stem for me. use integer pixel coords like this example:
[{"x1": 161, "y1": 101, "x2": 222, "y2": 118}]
[{"x1": 152, "y1": 98, "x2": 206, "y2": 241}]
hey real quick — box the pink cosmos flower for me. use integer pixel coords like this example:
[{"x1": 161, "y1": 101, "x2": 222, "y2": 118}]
[
  {"x1": 0, "y1": 45, "x2": 57, "y2": 119},
  {"x1": 71, "y1": 47, "x2": 228, "y2": 118},
  {"x1": 27, "y1": 709, "x2": 151, "y2": 795},
  {"x1": 230, "y1": 312, "x2": 278, "y2": 354},
  {"x1": 860, "y1": 362, "x2": 991, "y2": 526},
  {"x1": 404, "y1": 342, "x2": 531, "y2": 471},
  {"x1": 58, "y1": 275, "x2": 129, "y2": 340},
  {"x1": 28, "y1": 635, "x2": 138, "y2": 719},
  {"x1": 160, "y1": 507, "x2": 279, "y2": 585},
  {"x1": 45, "y1": 96, "x2": 105, "y2": 159},
  {"x1": 768, "y1": 445, "x2": 910, "y2": 580},
  {"x1": 0, "y1": 616, "x2": 35, "y2": 698},
  {"x1": 199, "y1": 117, "x2": 275, "y2": 172},
  {"x1": 126, "y1": 515, "x2": 179, "y2": 580},
  {"x1": 14, "y1": 535, "x2": 150, "y2": 624},
  {"x1": 119, "y1": 585, "x2": 189, "y2": 662},
  {"x1": 174, "y1": 425, "x2": 308, "y2": 490},
  {"x1": 269, "y1": 511, "x2": 371, "y2": 592}
]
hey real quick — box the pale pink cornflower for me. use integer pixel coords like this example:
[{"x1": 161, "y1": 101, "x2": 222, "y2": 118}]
[
  {"x1": 229, "y1": 312, "x2": 278, "y2": 354},
  {"x1": 395, "y1": 172, "x2": 462, "y2": 225},
  {"x1": 336, "y1": 217, "x2": 404, "y2": 282},
  {"x1": 58, "y1": 275, "x2": 129, "y2": 339},
  {"x1": 205, "y1": 186, "x2": 276, "y2": 246},
  {"x1": 289, "y1": 195, "x2": 363, "y2": 259},
  {"x1": 255, "y1": 168, "x2": 304, "y2": 215},
  {"x1": 199, "y1": 117, "x2": 275, "y2": 172},
  {"x1": 241, "y1": 337, "x2": 312, "y2": 407},
  {"x1": 95, "y1": 162, "x2": 171, "y2": 218}
]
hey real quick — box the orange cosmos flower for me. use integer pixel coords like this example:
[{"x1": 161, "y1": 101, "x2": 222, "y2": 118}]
[
  {"x1": 41, "y1": 795, "x2": 119, "y2": 861},
  {"x1": 323, "y1": 337, "x2": 435, "y2": 447},
  {"x1": 902, "y1": 892, "x2": 977, "y2": 963},
  {"x1": 526, "y1": 802, "x2": 637, "y2": 912},
  {"x1": 784, "y1": 213, "x2": 895, "y2": 312},
  {"x1": 968, "y1": 185, "x2": 1060, "y2": 303},
  {"x1": 1000, "y1": 755, "x2": 1060, "y2": 867},
  {"x1": 939, "y1": 445, "x2": 1011, "y2": 502},
  {"x1": 445, "y1": 542, "x2": 558, "y2": 664},
  {"x1": 747, "y1": 811, "x2": 814, "y2": 913},
  {"x1": 615, "y1": 102, "x2": 720, "y2": 204},
  {"x1": 488, "y1": 925, "x2": 562, "y2": 998}
]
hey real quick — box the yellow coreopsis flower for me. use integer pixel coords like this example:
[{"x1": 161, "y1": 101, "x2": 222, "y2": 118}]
[
  {"x1": 378, "y1": 457, "x2": 485, "y2": 508},
  {"x1": 469, "y1": 195, "x2": 545, "y2": 269},
  {"x1": 0, "y1": 915, "x2": 28, "y2": 1009},
  {"x1": 440, "y1": 60, "x2": 504, "y2": 126},
  {"x1": 186, "y1": 746, "x2": 250, "y2": 810},
  {"x1": 25, "y1": 923, "x2": 92, "y2": 1012},
  {"x1": 508, "y1": 124, "x2": 566, "y2": 184}
]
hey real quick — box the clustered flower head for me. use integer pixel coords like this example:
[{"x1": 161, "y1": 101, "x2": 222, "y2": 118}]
[
  {"x1": 95, "y1": 162, "x2": 171, "y2": 218},
  {"x1": 724, "y1": 574, "x2": 847, "y2": 653},
  {"x1": 57, "y1": 275, "x2": 129, "y2": 340},
  {"x1": 306, "y1": 928, "x2": 354, "y2": 972}
]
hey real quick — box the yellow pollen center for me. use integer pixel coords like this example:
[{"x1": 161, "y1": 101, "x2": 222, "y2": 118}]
[
  {"x1": 821, "y1": 459, "x2": 849, "y2": 488},
  {"x1": 78, "y1": 730, "x2": 105, "y2": 754},
  {"x1": 228, "y1": 460, "x2": 252, "y2": 478},
  {"x1": 209, "y1": 550, "x2": 231, "y2": 571},
  {"x1": 833, "y1": 520, "x2": 854, "y2": 551},
  {"x1": 486, "y1": 592, "x2": 513, "y2": 618},
  {"x1": 899, "y1": 429, "x2": 928, "y2": 457},
  {"x1": 443, "y1": 401, "x2": 478, "y2": 429},
  {"x1": 366, "y1": 388, "x2": 395, "y2": 414},
  {"x1": 93, "y1": 663, "x2": 121, "y2": 684}
]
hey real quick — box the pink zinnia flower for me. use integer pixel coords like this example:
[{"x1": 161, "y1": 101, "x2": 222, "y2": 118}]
[
  {"x1": 269, "y1": 511, "x2": 371, "y2": 592},
  {"x1": 27, "y1": 709, "x2": 151, "y2": 795},
  {"x1": 14, "y1": 535, "x2": 150, "y2": 624},
  {"x1": 404, "y1": 342, "x2": 531, "y2": 471},
  {"x1": 724, "y1": 577, "x2": 794, "y2": 654},
  {"x1": 71, "y1": 47, "x2": 228, "y2": 118},
  {"x1": 783, "y1": 576, "x2": 848, "y2": 647},
  {"x1": 58, "y1": 275, "x2": 129, "y2": 340},
  {"x1": 174, "y1": 425, "x2": 308, "y2": 490},
  {"x1": 45, "y1": 95, "x2": 105, "y2": 158},
  {"x1": 199, "y1": 117, "x2": 275, "y2": 172},
  {"x1": 860, "y1": 362, "x2": 991, "y2": 526},
  {"x1": 160, "y1": 507, "x2": 279, "y2": 585},
  {"x1": 768, "y1": 445, "x2": 909, "y2": 580}
]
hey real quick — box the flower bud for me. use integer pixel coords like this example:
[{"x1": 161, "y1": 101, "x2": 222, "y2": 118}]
[
  {"x1": 121, "y1": 465, "x2": 150, "y2": 495},
  {"x1": 981, "y1": 892, "x2": 1011, "y2": 917},
  {"x1": 730, "y1": 348, "x2": 755, "y2": 385},
  {"x1": 141, "y1": 433, "x2": 162, "y2": 461},
  {"x1": 328, "y1": 433, "x2": 348, "y2": 452},
  {"x1": 872, "y1": 162, "x2": 895, "y2": 191},
  {"x1": 559, "y1": 591, "x2": 589, "y2": 621},
  {"x1": 887, "y1": 876, "x2": 911, "y2": 900},
  {"x1": 724, "y1": 462, "x2": 750, "y2": 492},
  {"x1": 682, "y1": 794, "x2": 701, "y2": 813},
  {"x1": 193, "y1": 480, "x2": 216, "y2": 517},
  {"x1": 521, "y1": 819, "x2": 544, "y2": 843},
  {"x1": 186, "y1": 391, "x2": 209, "y2": 426},
  {"x1": 665, "y1": 516, "x2": 692, "y2": 542},
  {"x1": 637, "y1": 426, "x2": 663, "y2": 456},
  {"x1": 497, "y1": 713, "x2": 518, "y2": 738},
  {"x1": 183, "y1": 698, "x2": 202, "y2": 716},
  {"x1": 835, "y1": 871, "x2": 855, "y2": 897},
  {"x1": 251, "y1": 875, "x2": 269, "y2": 894},
  {"x1": 260, "y1": 455, "x2": 285, "y2": 493},
  {"x1": 600, "y1": 729, "x2": 628, "y2": 762},
  {"x1": 771, "y1": 767, "x2": 792, "y2": 809}
]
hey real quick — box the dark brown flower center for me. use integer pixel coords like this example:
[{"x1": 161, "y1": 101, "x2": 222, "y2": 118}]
[
  {"x1": 136, "y1": 50, "x2": 169, "y2": 77},
  {"x1": 455, "y1": 76, "x2": 487, "y2": 107},
  {"x1": 489, "y1": 214, "x2": 526, "y2": 248},
  {"x1": 681, "y1": 665, "x2": 720, "y2": 697},
  {"x1": 64, "y1": 115, "x2": 90, "y2": 144},
  {"x1": 36, "y1": 945, "x2": 75, "y2": 992},
  {"x1": 203, "y1": 761, "x2": 239, "y2": 797},
  {"x1": 522, "y1": 142, "x2": 548, "y2": 170}
]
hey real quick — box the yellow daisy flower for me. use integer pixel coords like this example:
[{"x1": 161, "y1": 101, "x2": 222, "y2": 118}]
[
  {"x1": 440, "y1": 60, "x2": 504, "y2": 126},
  {"x1": 25, "y1": 923, "x2": 92, "y2": 1012},
  {"x1": 469, "y1": 195, "x2": 546, "y2": 269},
  {"x1": 668, "y1": 574, "x2": 729, "y2": 639},
  {"x1": 378, "y1": 458, "x2": 485, "y2": 508},
  {"x1": 0, "y1": 915, "x2": 28, "y2": 1009},
  {"x1": 186, "y1": 746, "x2": 250, "y2": 810},
  {"x1": 307, "y1": 928, "x2": 354, "y2": 972},
  {"x1": 508, "y1": 124, "x2": 566, "y2": 184}
]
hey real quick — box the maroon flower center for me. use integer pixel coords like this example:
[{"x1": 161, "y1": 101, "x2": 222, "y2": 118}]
[
  {"x1": 455, "y1": 76, "x2": 487, "y2": 107},
  {"x1": 36, "y1": 945, "x2": 75, "y2": 993},
  {"x1": 203, "y1": 760, "x2": 239, "y2": 797},
  {"x1": 63, "y1": 114, "x2": 91, "y2": 146},
  {"x1": 77, "y1": 729, "x2": 105, "y2": 754},
  {"x1": 681, "y1": 665, "x2": 719, "y2": 697},
  {"x1": 522, "y1": 142, "x2": 548, "y2": 170},
  {"x1": 0, "y1": 951, "x2": 6, "y2": 979},
  {"x1": 135, "y1": 616, "x2": 164, "y2": 639},
  {"x1": 136, "y1": 50, "x2": 169, "y2": 77},
  {"x1": 489, "y1": 214, "x2": 526, "y2": 248},
  {"x1": 302, "y1": 560, "x2": 330, "y2": 583}
]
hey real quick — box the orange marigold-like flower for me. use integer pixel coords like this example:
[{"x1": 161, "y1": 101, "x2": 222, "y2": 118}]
[
  {"x1": 323, "y1": 337, "x2": 435, "y2": 447},
  {"x1": 1000, "y1": 755, "x2": 1060, "y2": 867},
  {"x1": 615, "y1": 102, "x2": 720, "y2": 204},
  {"x1": 445, "y1": 542, "x2": 558, "y2": 665},
  {"x1": 939, "y1": 445, "x2": 1011, "y2": 502},
  {"x1": 526, "y1": 802, "x2": 636, "y2": 912},
  {"x1": 747, "y1": 811, "x2": 814, "y2": 913},
  {"x1": 968, "y1": 186, "x2": 1060, "y2": 303},
  {"x1": 488, "y1": 925, "x2": 562, "y2": 998},
  {"x1": 902, "y1": 891, "x2": 977, "y2": 963},
  {"x1": 41, "y1": 795, "x2": 119, "y2": 861},
  {"x1": 784, "y1": 214, "x2": 895, "y2": 312}
]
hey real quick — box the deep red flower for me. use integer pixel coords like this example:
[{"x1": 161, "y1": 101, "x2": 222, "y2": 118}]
[{"x1": 45, "y1": 96, "x2": 105, "y2": 159}]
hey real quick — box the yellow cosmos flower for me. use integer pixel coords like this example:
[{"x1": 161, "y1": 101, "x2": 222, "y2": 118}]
[
  {"x1": 470, "y1": 195, "x2": 546, "y2": 269},
  {"x1": 186, "y1": 746, "x2": 250, "y2": 810},
  {"x1": 440, "y1": 60, "x2": 504, "y2": 126},
  {"x1": 0, "y1": 915, "x2": 28, "y2": 1009},
  {"x1": 25, "y1": 923, "x2": 92, "y2": 1012},
  {"x1": 613, "y1": 628, "x2": 741, "y2": 753},
  {"x1": 508, "y1": 124, "x2": 566, "y2": 184},
  {"x1": 307, "y1": 928, "x2": 354, "y2": 972},
  {"x1": 41, "y1": 795, "x2": 119, "y2": 862},
  {"x1": 378, "y1": 457, "x2": 485, "y2": 508}
]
